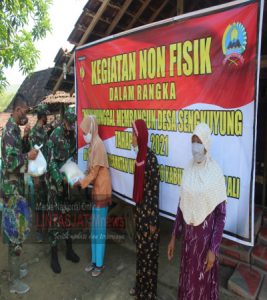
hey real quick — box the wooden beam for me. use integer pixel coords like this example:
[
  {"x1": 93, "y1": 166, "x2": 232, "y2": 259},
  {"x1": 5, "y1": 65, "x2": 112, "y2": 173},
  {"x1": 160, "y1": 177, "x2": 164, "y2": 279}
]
[
  {"x1": 177, "y1": 0, "x2": 184, "y2": 15},
  {"x1": 261, "y1": 55, "x2": 267, "y2": 69},
  {"x1": 106, "y1": 0, "x2": 134, "y2": 35},
  {"x1": 79, "y1": 1, "x2": 110, "y2": 45},
  {"x1": 77, "y1": 24, "x2": 88, "y2": 33},
  {"x1": 84, "y1": 8, "x2": 111, "y2": 24},
  {"x1": 84, "y1": 8, "x2": 95, "y2": 18},
  {"x1": 53, "y1": 0, "x2": 110, "y2": 92},
  {"x1": 115, "y1": 24, "x2": 128, "y2": 32},
  {"x1": 126, "y1": 0, "x2": 151, "y2": 30},
  {"x1": 125, "y1": 11, "x2": 135, "y2": 18},
  {"x1": 107, "y1": 3, "x2": 121, "y2": 10},
  {"x1": 70, "y1": 85, "x2": 75, "y2": 96},
  {"x1": 93, "y1": 31, "x2": 105, "y2": 38},
  {"x1": 148, "y1": 0, "x2": 169, "y2": 23}
]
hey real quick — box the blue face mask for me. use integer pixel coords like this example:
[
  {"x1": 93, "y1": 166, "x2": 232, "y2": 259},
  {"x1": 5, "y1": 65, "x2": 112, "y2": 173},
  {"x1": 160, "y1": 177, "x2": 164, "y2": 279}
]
[{"x1": 192, "y1": 142, "x2": 206, "y2": 163}]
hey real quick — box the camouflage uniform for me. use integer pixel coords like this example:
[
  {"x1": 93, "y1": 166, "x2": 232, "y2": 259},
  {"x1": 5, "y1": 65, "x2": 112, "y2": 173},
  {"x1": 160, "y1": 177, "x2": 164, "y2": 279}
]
[
  {"x1": 29, "y1": 103, "x2": 49, "y2": 157},
  {"x1": 1, "y1": 116, "x2": 31, "y2": 283},
  {"x1": 1, "y1": 117, "x2": 30, "y2": 202},
  {"x1": 46, "y1": 107, "x2": 76, "y2": 246},
  {"x1": 28, "y1": 104, "x2": 49, "y2": 235}
]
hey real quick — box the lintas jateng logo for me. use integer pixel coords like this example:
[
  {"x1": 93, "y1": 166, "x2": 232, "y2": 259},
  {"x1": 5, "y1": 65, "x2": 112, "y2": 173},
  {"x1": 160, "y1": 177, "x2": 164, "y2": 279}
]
[{"x1": 222, "y1": 22, "x2": 247, "y2": 67}]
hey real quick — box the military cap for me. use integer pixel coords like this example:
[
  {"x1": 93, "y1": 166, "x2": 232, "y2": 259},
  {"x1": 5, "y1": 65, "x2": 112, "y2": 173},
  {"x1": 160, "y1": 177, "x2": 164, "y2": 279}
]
[
  {"x1": 64, "y1": 106, "x2": 77, "y2": 123},
  {"x1": 35, "y1": 103, "x2": 50, "y2": 115}
]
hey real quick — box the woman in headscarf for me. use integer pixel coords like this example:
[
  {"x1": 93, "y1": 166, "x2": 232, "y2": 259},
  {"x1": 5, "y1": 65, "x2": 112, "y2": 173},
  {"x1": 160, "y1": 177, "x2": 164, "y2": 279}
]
[
  {"x1": 79, "y1": 115, "x2": 112, "y2": 277},
  {"x1": 130, "y1": 119, "x2": 160, "y2": 299},
  {"x1": 167, "y1": 123, "x2": 227, "y2": 300}
]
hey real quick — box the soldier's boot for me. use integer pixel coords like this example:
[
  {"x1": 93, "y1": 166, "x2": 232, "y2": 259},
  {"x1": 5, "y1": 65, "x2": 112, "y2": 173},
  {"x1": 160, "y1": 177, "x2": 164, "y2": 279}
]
[
  {"x1": 50, "y1": 246, "x2": 61, "y2": 273},
  {"x1": 65, "y1": 239, "x2": 80, "y2": 263},
  {"x1": 9, "y1": 251, "x2": 30, "y2": 294}
]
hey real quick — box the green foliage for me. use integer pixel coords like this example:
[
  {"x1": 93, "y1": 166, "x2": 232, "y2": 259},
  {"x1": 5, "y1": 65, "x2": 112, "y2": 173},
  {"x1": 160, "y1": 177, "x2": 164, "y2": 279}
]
[
  {"x1": 0, "y1": 0, "x2": 52, "y2": 93},
  {"x1": 0, "y1": 84, "x2": 19, "y2": 112}
]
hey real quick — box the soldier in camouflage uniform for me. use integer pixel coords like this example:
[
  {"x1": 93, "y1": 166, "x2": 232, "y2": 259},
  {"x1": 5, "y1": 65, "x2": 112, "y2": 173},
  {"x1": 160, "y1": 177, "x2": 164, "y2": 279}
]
[
  {"x1": 46, "y1": 106, "x2": 80, "y2": 273},
  {"x1": 29, "y1": 103, "x2": 50, "y2": 242},
  {"x1": 1, "y1": 94, "x2": 38, "y2": 294}
]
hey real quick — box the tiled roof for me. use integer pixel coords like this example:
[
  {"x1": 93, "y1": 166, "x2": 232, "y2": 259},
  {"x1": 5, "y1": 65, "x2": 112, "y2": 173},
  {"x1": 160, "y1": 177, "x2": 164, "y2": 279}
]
[{"x1": 6, "y1": 68, "x2": 53, "y2": 112}]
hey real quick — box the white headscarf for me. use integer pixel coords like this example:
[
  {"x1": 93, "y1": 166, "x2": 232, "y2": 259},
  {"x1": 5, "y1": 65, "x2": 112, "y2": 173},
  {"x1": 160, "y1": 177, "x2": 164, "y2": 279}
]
[{"x1": 180, "y1": 123, "x2": 227, "y2": 226}]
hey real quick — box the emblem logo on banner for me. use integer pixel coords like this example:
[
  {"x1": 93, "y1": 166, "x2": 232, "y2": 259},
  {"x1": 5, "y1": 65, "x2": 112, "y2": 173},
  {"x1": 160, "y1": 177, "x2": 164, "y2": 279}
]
[
  {"x1": 80, "y1": 66, "x2": 85, "y2": 80},
  {"x1": 222, "y1": 22, "x2": 247, "y2": 67}
]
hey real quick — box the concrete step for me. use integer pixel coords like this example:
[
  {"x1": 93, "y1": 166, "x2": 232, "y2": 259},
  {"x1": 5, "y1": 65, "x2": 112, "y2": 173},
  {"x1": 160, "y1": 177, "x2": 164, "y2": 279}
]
[
  {"x1": 219, "y1": 253, "x2": 239, "y2": 268},
  {"x1": 228, "y1": 263, "x2": 263, "y2": 300},
  {"x1": 219, "y1": 238, "x2": 252, "y2": 263},
  {"x1": 258, "y1": 275, "x2": 267, "y2": 300},
  {"x1": 258, "y1": 227, "x2": 267, "y2": 246},
  {"x1": 255, "y1": 207, "x2": 263, "y2": 236},
  {"x1": 251, "y1": 244, "x2": 267, "y2": 273}
]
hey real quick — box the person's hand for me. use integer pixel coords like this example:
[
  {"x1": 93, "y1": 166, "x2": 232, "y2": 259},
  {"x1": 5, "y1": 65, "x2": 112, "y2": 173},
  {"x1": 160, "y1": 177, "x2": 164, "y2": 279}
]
[
  {"x1": 204, "y1": 250, "x2": 216, "y2": 272},
  {"x1": 28, "y1": 149, "x2": 38, "y2": 160},
  {"x1": 71, "y1": 181, "x2": 80, "y2": 188},
  {"x1": 33, "y1": 176, "x2": 40, "y2": 188},
  {"x1": 149, "y1": 225, "x2": 157, "y2": 235},
  {"x1": 79, "y1": 177, "x2": 90, "y2": 189},
  {"x1": 24, "y1": 124, "x2": 31, "y2": 137},
  {"x1": 167, "y1": 235, "x2": 176, "y2": 261}
]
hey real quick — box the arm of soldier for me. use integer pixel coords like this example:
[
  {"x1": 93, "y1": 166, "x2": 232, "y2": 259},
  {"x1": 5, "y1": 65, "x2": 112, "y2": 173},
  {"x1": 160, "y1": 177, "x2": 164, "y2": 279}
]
[
  {"x1": 28, "y1": 127, "x2": 43, "y2": 149},
  {"x1": 80, "y1": 166, "x2": 100, "y2": 189},
  {"x1": 28, "y1": 130, "x2": 34, "y2": 149},
  {"x1": 4, "y1": 128, "x2": 29, "y2": 172},
  {"x1": 47, "y1": 139, "x2": 64, "y2": 189}
]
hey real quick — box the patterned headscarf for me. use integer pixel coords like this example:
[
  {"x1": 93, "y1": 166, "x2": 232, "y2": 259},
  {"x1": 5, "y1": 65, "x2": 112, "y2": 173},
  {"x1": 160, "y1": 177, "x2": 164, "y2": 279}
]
[{"x1": 132, "y1": 119, "x2": 148, "y2": 203}]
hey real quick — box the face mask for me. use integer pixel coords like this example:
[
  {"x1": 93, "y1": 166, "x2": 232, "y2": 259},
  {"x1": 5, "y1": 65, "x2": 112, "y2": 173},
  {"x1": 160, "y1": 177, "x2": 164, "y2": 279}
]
[
  {"x1": 18, "y1": 107, "x2": 28, "y2": 126},
  {"x1": 192, "y1": 142, "x2": 206, "y2": 163},
  {"x1": 20, "y1": 116, "x2": 28, "y2": 126},
  {"x1": 131, "y1": 145, "x2": 139, "y2": 154},
  {"x1": 83, "y1": 132, "x2": 92, "y2": 144}
]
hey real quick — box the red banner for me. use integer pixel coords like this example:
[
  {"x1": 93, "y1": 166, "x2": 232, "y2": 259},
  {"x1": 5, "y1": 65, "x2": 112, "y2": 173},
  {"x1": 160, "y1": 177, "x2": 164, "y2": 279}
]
[{"x1": 75, "y1": 0, "x2": 262, "y2": 245}]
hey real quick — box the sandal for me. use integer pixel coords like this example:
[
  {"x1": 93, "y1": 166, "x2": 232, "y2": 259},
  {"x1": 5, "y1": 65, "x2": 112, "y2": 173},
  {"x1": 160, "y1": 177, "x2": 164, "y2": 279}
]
[
  {"x1": 85, "y1": 263, "x2": 96, "y2": 272},
  {"x1": 91, "y1": 265, "x2": 105, "y2": 277}
]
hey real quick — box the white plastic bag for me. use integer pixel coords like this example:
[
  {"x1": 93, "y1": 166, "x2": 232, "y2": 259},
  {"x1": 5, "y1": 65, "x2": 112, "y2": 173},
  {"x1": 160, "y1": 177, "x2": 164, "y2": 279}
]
[
  {"x1": 60, "y1": 160, "x2": 85, "y2": 186},
  {"x1": 28, "y1": 145, "x2": 47, "y2": 177}
]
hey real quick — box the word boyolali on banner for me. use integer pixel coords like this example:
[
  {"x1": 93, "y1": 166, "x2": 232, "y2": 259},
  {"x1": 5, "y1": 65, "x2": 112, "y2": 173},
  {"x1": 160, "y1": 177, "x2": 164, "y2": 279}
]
[{"x1": 75, "y1": 0, "x2": 264, "y2": 246}]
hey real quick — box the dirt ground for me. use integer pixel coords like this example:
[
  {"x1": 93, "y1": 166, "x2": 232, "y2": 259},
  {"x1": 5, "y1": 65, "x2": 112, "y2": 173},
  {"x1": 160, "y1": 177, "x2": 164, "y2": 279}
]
[{"x1": 0, "y1": 211, "x2": 244, "y2": 300}]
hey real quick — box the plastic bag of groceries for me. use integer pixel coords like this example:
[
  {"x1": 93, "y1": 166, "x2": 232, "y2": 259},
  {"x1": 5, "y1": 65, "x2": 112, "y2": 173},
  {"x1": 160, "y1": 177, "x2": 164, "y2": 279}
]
[
  {"x1": 60, "y1": 160, "x2": 85, "y2": 186},
  {"x1": 28, "y1": 145, "x2": 47, "y2": 177}
]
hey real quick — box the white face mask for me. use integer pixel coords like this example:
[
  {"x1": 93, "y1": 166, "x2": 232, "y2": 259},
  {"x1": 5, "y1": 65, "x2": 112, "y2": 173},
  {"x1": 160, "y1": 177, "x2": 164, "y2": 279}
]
[
  {"x1": 131, "y1": 144, "x2": 139, "y2": 154},
  {"x1": 192, "y1": 142, "x2": 206, "y2": 163},
  {"x1": 83, "y1": 132, "x2": 92, "y2": 144}
]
